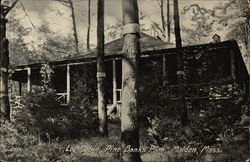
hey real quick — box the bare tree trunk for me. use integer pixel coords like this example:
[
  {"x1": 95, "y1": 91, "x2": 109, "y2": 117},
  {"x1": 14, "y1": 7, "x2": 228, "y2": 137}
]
[
  {"x1": 0, "y1": 11, "x2": 10, "y2": 121},
  {"x1": 166, "y1": 0, "x2": 171, "y2": 42},
  {"x1": 121, "y1": 0, "x2": 142, "y2": 161},
  {"x1": 173, "y1": 0, "x2": 189, "y2": 126},
  {"x1": 160, "y1": 0, "x2": 166, "y2": 39},
  {"x1": 86, "y1": 0, "x2": 91, "y2": 50},
  {"x1": 69, "y1": 0, "x2": 79, "y2": 54},
  {"x1": 97, "y1": 0, "x2": 108, "y2": 136},
  {"x1": 247, "y1": 20, "x2": 250, "y2": 99}
]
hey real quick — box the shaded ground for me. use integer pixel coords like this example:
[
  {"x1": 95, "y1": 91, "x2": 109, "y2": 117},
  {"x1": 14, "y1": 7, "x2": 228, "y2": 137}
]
[{"x1": 1, "y1": 119, "x2": 248, "y2": 162}]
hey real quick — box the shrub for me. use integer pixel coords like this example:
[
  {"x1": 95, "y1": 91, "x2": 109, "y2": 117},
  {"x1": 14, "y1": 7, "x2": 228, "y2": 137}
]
[
  {"x1": 12, "y1": 63, "x2": 99, "y2": 141},
  {"x1": 19, "y1": 88, "x2": 63, "y2": 141},
  {"x1": 68, "y1": 67, "x2": 99, "y2": 137},
  {"x1": 0, "y1": 119, "x2": 38, "y2": 160},
  {"x1": 137, "y1": 64, "x2": 249, "y2": 161},
  {"x1": 17, "y1": 85, "x2": 98, "y2": 141}
]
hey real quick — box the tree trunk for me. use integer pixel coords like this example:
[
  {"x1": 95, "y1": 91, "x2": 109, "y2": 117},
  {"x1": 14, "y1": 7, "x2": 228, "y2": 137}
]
[
  {"x1": 166, "y1": 0, "x2": 171, "y2": 42},
  {"x1": 160, "y1": 0, "x2": 166, "y2": 39},
  {"x1": 0, "y1": 13, "x2": 10, "y2": 121},
  {"x1": 173, "y1": 0, "x2": 189, "y2": 126},
  {"x1": 69, "y1": 0, "x2": 80, "y2": 54},
  {"x1": 121, "y1": 0, "x2": 142, "y2": 161},
  {"x1": 97, "y1": 0, "x2": 108, "y2": 136},
  {"x1": 86, "y1": 0, "x2": 91, "y2": 50},
  {"x1": 247, "y1": 20, "x2": 250, "y2": 100}
]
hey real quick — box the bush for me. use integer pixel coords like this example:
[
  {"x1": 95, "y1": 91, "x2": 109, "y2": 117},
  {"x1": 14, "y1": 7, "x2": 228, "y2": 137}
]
[
  {"x1": 16, "y1": 85, "x2": 98, "y2": 142},
  {"x1": 138, "y1": 85, "x2": 188, "y2": 146},
  {"x1": 68, "y1": 68, "x2": 99, "y2": 137},
  {"x1": 138, "y1": 66, "x2": 249, "y2": 161},
  {"x1": 18, "y1": 88, "x2": 63, "y2": 141},
  {"x1": 0, "y1": 120, "x2": 38, "y2": 160},
  {"x1": 11, "y1": 63, "x2": 99, "y2": 141}
]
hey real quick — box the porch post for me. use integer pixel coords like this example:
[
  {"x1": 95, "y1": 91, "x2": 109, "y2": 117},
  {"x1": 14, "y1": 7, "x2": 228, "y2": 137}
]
[
  {"x1": 27, "y1": 68, "x2": 31, "y2": 92},
  {"x1": 66, "y1": 64, "x2": 70, "y2": 104},
  {"x1": 18, "y1": 81, "x2": 22, "y2": 96},
  {"x1": 230, "y1": 50, "x2": 236, "y2": 81},
  {"x1": 113, "y1": 60, "x2": 117, "y2": 105},
  {"x1": 163, "y1": 54, "x2": 167, "y2": 86}
]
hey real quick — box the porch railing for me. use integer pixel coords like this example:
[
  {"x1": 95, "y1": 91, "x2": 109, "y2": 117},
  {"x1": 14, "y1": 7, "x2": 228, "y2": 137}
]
[
  {"x1": 56, "y1": 83, "x2": 233, "y2": 107},
  {"x1": 56, "y1": 93, "x2": 67, "y2": 105},
  {"x1": 169, "y1": 83, "x2": 232, "y2": 100},
  {"x1": 117, "y1": 84, "x2": 221, "y2": 101},
  {"x1": 117, "y1": 84, "x2": 217, "y2": 103}
]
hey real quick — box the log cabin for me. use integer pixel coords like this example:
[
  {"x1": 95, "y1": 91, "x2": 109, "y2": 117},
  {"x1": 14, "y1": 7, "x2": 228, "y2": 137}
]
[{"x1": 10, "y1": 33, "x2": 249, "y2": 111}]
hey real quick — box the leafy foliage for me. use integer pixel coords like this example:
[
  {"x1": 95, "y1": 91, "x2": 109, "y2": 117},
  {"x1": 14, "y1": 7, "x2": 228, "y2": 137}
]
[
  {"x1": 12, "y1": 65, "x2": 98, "y2": 142},
  {"x1": 17, "y1": 86, "x2": 98, "y2": 141},
  {"x1": 0, "y1": 120, "x2": 38, "y2": 161},
  {"x1": 35, "y1": 24, "x2": 77, "y2": 60},
  {"x1": 69, "y1": 66, "x2": 97, "y2": 111},
  {"x1": 138, "y1": 57, "x2": 249, "y2": 161},
  {"x1": 7, "y1": 13, "x2": 33, "y2": 66},
  {"x1": 18, "y1": 88, "x2": 62, "y2": 141},
  {"x1": 40, "y1": 63, "x2": 54, "y2": 91},
  {"x1": 182, "y1": 4, "x2": 216, "y2": 45},
  {"x1": 181, "y1": 0, "x2": 250, "y2": 69}
]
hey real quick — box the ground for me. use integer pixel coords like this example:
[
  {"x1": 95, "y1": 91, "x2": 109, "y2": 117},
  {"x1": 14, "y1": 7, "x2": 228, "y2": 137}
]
[
  {"x1": 0, "y1": 116, "x2": 248, "y2": 162},
  {"x1": 0, "y1": 121, "x2": 171, "y2": 162}
]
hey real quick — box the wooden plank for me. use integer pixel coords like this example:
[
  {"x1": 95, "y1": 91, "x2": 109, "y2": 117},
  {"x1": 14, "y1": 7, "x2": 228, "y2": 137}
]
[
  {"x1": 113, "y1": 60, "x2": 117, "y2": 105},
  {"x1": 14, "y1": 67, "x2": 39, "y2": 72},
  {"x1": 54, "y1": 57, "x2": 121, "y2": 67},
  {"x1": 27, "y1": 68, "x2": 31, "y2": 92},
  {"x1": 66, "y1": 64, "x2": 70, "y2": 104}
]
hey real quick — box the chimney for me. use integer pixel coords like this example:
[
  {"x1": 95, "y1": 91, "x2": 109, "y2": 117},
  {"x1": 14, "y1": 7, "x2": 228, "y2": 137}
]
[{"x1": 212, "y1": 34, "x2": 221, "y2": 43}]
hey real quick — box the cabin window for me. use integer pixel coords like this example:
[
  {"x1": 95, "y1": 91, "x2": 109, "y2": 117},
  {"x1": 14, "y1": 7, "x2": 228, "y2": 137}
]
[{"x1": 54, "y1": 66, "x2": 67, "y2": 93}]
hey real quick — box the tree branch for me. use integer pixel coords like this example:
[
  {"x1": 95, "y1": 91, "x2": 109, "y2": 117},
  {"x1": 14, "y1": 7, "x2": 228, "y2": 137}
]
[
  {"x1": 156, "y1": 0, "x2": 161, "y2": 7},
  {"x1": 3, "y1": 0, "x2": 18, "y2": 16},
  {"x1": 152, "y1": 22, "x2": 165, "y2": 37},
  {"x1": 19, "y1": 0, "x2": 36, "y2": 29},
  {"x1": 213, "y1": 0, "x2": 237, "y2": 14},
  {"x1": 53, "y1": 0, "x2": 70, "y2": 7}
]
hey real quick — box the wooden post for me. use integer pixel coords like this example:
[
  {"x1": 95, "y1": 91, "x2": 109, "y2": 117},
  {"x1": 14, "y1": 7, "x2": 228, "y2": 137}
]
[
  {"x1": 66, "y1": 64, "x2": 70, "y2": 104},
  {"x1": 163, "y1": 54, "x2": 167, "y2": 86},
  {"x1": 230, "y1": 50, "x2": 236, "y2": 81},
  {"x1": 19, "y1": 81, "x2": 22, "y2": 96},
  {"x1": 113, "y1": 60, "x2": 117, "y2": 105},
  {"x1": 27, "y1": 68, "x2": 31, "y2": 93}
]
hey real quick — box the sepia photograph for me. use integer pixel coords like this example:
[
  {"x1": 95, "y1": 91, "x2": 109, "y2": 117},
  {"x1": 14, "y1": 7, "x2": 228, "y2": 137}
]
[{"x1": 0, "y1": 0, "x2": 249, "y2": 161}]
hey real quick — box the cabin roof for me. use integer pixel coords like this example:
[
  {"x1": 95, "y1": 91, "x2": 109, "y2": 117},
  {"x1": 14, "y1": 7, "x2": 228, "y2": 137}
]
[
  {"x1": 54, "y1": 32, "x2": 174, "y2": 62},
  {"x1": 13, "y1": 32, "x2": 174, "y2": 68}
]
